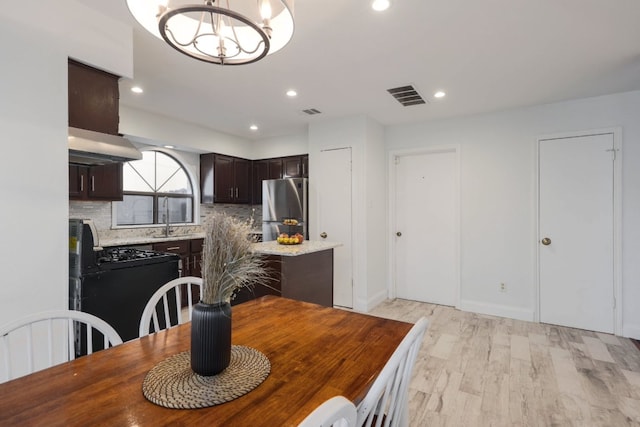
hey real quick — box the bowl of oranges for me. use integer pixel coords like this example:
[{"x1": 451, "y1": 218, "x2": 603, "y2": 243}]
[{"x1": 276, "y1": 233, "x2": 304, "y2": 245}]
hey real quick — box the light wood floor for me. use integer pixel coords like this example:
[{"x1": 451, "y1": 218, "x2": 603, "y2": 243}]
[{"x1": 368, "y1": 299, "x2": 640, "y2": 427}]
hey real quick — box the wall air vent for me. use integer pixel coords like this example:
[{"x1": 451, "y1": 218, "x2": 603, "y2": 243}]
[
  {"x1": 302, "y1": 108, "x2": 322, "y2": 115},
  {"x1": 387, "y1": 85, "x2": 427, "y2": 106}
]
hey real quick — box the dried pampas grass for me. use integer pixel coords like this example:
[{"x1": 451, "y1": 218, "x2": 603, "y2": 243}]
[{"x1": 201, "y1": 212, "x2": 270, "y2": 304}]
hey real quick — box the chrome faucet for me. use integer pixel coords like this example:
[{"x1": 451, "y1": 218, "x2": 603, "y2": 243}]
[{"x1": 163, "y1": 196, "x2": 171, "y2": 237}]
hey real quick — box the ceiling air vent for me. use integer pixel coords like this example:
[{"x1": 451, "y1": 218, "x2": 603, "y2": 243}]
[
  {"x1": 302, "y1": 108, "x2": 322, "y2": 115},
  {"x1": 387, "y1": 85, "x2": 426, "y2": 106}
]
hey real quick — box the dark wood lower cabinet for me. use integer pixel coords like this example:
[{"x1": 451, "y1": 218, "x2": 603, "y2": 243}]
[
  {"x1": 152, "y1": 238, "x2": 204, "y2": 307},
  {"x1": 232, "y1": 256, "x2": 282, "y2": 305},
  {"x1": 232, "y1": 250, "x2": 333, "y2": 307}
]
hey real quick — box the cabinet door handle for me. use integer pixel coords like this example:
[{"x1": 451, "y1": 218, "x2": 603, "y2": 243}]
[
  {"x1": 186, "y1": 257, "x2": 190, "y2": 270},
  {"x1": 166, "y1": 246, "x2": 180, "y2": 251},
  {"x1": 229, "y1": 187, "x2": 233, "y2": 197},
  {"x1": 297, "y1": 164, "x2": 300, "y2": 175},
  {"x1": 91, "y1": 176, "x2": 95, "y2": 192},
  {"x1": 235, "y1": 187, "x2": 239, "y2": 198},
  {"x1": 80, "y1": 175, "x2": 84, "y2": 192}
]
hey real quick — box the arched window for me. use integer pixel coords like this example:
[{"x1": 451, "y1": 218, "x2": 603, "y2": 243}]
[{"x1": 115, "y1": 151, "x2": 194, "y2": 226}]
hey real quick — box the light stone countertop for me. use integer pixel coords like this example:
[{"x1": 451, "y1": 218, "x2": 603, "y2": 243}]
[
  {"x1": 251, "y1": 240, "x2": 342, "y2": 257},
  {"x1": 100, "y1": 233, "x2": 207, "y2": 247}
]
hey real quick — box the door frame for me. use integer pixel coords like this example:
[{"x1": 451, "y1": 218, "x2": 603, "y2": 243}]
[
  {"x1": 387, "y1": 145, "x2": 461, "y2": 307},
  {"x1": 534, "y1": 128, "x2": 622, "y2": 334}
]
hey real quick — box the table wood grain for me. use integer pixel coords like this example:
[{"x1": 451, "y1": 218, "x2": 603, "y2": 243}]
[{"x1": 0, "y1": 296, "x2": 412, "y2": 426}]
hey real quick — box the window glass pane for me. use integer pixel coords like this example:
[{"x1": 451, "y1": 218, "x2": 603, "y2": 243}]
[
  {"x1": 118, "y1": 150, "x2": 194, "y2": 226},
  {"x1": 125, "y1": 152, "x2": 156, "y2": 191},
  {"x1": 160, "y1": 172, "x2": 191, "y2": 194},
  {"x1": 116, "y1": 195, "x2": 154, "y2": 225},
  {"x1": 159, "y1": 197, "x2": 193, "y2": 224},
  {"x1": 155, "y1": 152, "x2": 193, "y2": 194},
  {"x1": 123, "y1": 163, "x2": 154, "y2": 192}
]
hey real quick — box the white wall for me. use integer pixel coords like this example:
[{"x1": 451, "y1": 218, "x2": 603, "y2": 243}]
[
  {"x1": 308, "y1": 116, "x2": 387, "y2": 312},
  {"x1": 385, "y1": 90, "x2": 640, "y2": 338},
  {"x1": 363, "y1": 118, "x2": 388, "y2": 308},
  {"x1": 0, "y1": 2, "x2": 133, "y2": 329},
  {"x1": 120, "y1": 106, "x2": 253, "y2": 158},
  {"x1": 0, "y1": 19, "x2": 67, "y2": 326},
  {"x1": 1, "y1": 1, "x2": 133, "y2": 79},
  {"x1": 251, "y1": 132, "x2": 309, "y2": 159}
]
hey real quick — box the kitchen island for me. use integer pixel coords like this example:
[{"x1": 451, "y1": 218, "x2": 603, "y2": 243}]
[{"x1": 249, "y1": 240, "x2": 342, "y2": 307}]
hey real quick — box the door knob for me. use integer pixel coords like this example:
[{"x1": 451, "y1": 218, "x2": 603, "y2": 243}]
[
  {"x1": 541, "y1": 237, "x2": 551, "y2": 246},
  {"x1": 320, "y1": 232, "x2": 327, "y2": 238},
  {"x1": 396, "y1": 232, "x2": 402, "y2": 237}
]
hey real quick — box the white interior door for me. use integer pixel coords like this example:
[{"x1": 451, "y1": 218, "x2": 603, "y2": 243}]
[
  {"x1": 317, "y1": 148, "x2": 353, "y2": 308},
  {"x1": 539, "y1": 133, "x2": 615, "y2": 333},
  {"x1": 394, "y1": 149, "x2": 457, "y2": 306}
]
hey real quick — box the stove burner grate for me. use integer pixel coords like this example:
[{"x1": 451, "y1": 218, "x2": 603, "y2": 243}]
[{"x1": 98, "y1": 248, "x2": 165, "y2": 264}]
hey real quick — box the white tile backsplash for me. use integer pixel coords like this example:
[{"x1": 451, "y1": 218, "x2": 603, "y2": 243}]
[{"x1": 69, "y1": 201, "x2": 263, "y2": 241}]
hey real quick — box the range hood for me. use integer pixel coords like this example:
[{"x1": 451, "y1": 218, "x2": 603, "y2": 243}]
[{"x1": 68, "y1": 126, "x2": 142, "y2": 165}]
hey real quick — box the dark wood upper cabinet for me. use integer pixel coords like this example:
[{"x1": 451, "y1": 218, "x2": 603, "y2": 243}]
[
  {"x1": 200, "y1": 153, "x2": 215, "y2": 204},
  {"x1": 68, "y1": 59, "x2": 124, "y2": 201},
  {"x1": 88, "y1": 163, "x2": 123, "y2": 200},
  {"x1": 69, "y1": 164, "x2": 87, "y2": 199},
  {"x1": 69, "y1": 163, "x2": 123, "y2": 201},
  {"x1": 232, "y1": 157, "x2": 251, "y2": 204},
  {"x1": 252, "y1": 160, "x2": 270, "y2": 205},
  {"x1": 201, "y1": 153, "x2": 308, "y2": 205},
  {"x1": 252, "y1": 157, "x2": 285, "y2": 204},
  {"x1": 282, "y1": 155, "x2": 309, "y2": 178},
  {"x1": 200, "y1": 154, "x2": 252, "y2": 204},
  {"x1": 68, "y1": 59, "x2": 120, "y2": 135},
  {"x1": 301, "y1": 155, "x2": 308, "y2": 178},
  {"x1": 268, "y1": 158, "x2": 283, "y2": 179},
  {"x1": 282, "y1": 156, "x2": 301, "y2": 178},
  {"x1": 213, "y1": 154, "x2": 236, "y2": 203}
]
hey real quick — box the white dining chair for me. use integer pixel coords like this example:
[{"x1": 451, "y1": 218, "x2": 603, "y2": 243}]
[
  {"x1": 0, "y1": 309, "x2": 122, "y2": 383},
  {"x1": 298, "y1": 396, "x2": 358, "y2": 427},
  {"x1": 356, "y1": 317, "x2": 428, "y2": 427},
  {"x1": 139, "y1": 276, "x2": 203, "y2": 337}
]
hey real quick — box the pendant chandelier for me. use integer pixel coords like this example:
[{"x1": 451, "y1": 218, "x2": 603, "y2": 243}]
[{"x1": 126, "y1": 0, "x2": 295, "y2": 65}]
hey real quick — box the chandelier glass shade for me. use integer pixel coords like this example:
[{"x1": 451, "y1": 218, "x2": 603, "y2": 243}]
[{"x1": 126, "y1": 0, "x2": 295, "y2": 65}]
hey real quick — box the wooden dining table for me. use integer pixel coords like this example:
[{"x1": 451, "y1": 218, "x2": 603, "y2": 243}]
[{"x1": 0, "y1": 296, "x2": 412, "y2": 426}]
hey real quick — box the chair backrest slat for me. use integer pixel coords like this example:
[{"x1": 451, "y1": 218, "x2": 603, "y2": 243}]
[
  {"x1": 356, "y1": 317, "x2": 428, "y2": 427},
  {"x1": 175, "y1": 286, "x2": 183, "y2": 324},
  {"x1": 186, "y1": 285, "x2": 194, "y2": 320},
  {"x1": 0, "y1": 310, "x2": 122, "y2": 383},
  {"x1": 161, "y1": 294, "x2": 171, "y2": 329},
  {"x1": 139, "y1": 277, "x2": 203, "y2": 337}
]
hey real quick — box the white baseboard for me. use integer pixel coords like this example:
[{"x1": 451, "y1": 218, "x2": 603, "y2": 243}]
[
  {"x1": 357, "y1": 289, "x2": 388, "y2": 313},
  {"x1": 622, "y1": 323, "x2": 640, "y2": 340},
  {"x1": 458, "y1": 299, "x2": 535, "y2": 322}
]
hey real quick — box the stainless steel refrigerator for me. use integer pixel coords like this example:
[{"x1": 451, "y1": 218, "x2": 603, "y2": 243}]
[{"x1": 262, "y1": 178, "x2": 308, "y2": 241}]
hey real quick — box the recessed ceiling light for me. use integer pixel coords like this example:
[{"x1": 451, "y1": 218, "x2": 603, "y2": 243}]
[
  {"x1": 164, "y1": 145, "x2": 175, "y2": 149},
  {"x1": 131, "y1": 86, "x2": 143, "y2": 94},
  {"x1": 286, "y1": 89, "x2": 297, "y2": 97},
  {"x1": 434, "y1": 91, "x2": 446, "y2": 98},
  {"x1": 372, "y1": 0, "x2": 390, "y2": 11},
  {"x1": 250, "y1": 125, "x2": 258, "y2": 131}
]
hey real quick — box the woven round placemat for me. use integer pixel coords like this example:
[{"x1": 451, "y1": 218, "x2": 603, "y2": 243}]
[{"x1": 142, "y1": 346, "x2": 270, "y2": 409}]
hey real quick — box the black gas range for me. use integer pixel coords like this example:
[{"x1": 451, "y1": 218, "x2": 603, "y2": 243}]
[
  {"x1": 69, "y1": 219, "x2": 181, "y2": 350},
  {"x1": 96, "y1": 247, "x2": 179, "y2": 270}
]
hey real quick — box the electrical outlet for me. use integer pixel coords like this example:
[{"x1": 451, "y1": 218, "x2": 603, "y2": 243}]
[{"x1": 499, "y1": 283, "x2": 506, "y2": 292}]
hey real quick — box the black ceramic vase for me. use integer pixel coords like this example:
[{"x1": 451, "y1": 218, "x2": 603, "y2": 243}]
[{"x1": 190, "y1": 301, "x2": 232, "y2": 376}]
